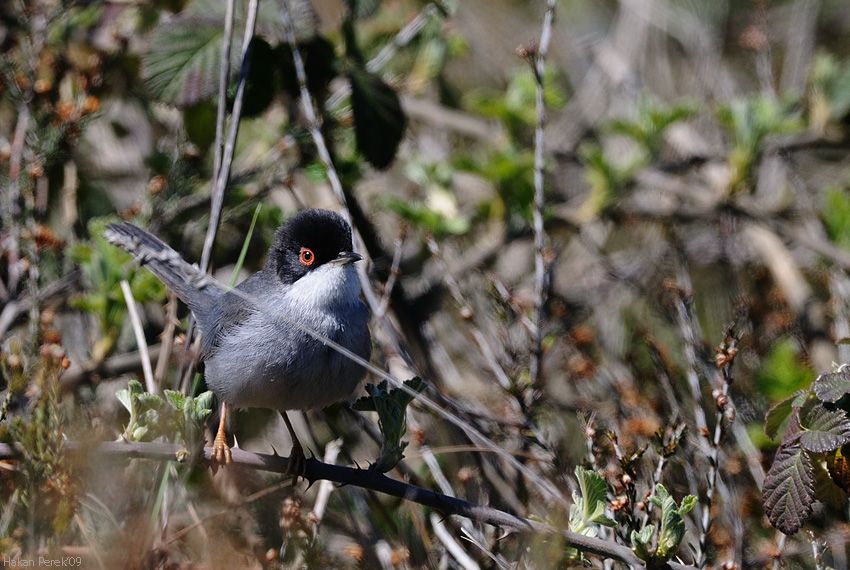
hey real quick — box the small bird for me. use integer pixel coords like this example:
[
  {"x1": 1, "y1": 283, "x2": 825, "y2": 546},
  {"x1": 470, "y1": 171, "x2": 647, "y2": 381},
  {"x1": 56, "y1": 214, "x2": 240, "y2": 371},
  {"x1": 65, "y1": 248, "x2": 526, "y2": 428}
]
[{"x1": 105, "y1": 209, "x2": 371, "y2": 472}]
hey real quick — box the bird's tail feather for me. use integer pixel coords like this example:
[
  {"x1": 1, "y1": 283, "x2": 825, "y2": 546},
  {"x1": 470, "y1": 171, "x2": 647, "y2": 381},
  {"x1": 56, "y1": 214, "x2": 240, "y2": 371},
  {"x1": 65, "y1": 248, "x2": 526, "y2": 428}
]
[{"x1": 104, "y1": 222, "x2": 221, "y2": 328}]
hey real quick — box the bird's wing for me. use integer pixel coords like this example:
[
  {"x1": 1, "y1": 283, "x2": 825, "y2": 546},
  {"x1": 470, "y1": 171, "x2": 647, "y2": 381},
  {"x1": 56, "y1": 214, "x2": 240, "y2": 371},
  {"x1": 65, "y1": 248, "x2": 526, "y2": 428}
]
[{"x1": 201, "y1": 270, "x2": 270, "y2": 358}]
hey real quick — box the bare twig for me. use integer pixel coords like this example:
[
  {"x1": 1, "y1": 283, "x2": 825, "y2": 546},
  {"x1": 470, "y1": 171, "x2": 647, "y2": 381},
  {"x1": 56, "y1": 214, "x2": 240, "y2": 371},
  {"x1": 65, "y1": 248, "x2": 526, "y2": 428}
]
[
  {"x1": 199, "y1": 0, "x2": 257, "y2": 274},
  {"x1": 376, "y1": 231, "x2": 405, "y2": 318},
  {"x1": 211, "y1": 0, "x2": 236, "y2": 190},
  {"x1": 697, "y1": 329, "x2": 739, "y2": 569},
  {"x1": 154, "y1": 293, "x2": 178, "y2": 387},
  {"x1": 119, "y1": 280, "x2": 156, "y2": 394},
  {"x1": 309, "y1": 438, "x2": 342, "y2": 538},
  {"x1": 431, "y1": 513, "x2": 481, "y2": 570},
  {"x1": 526, "y1": 0, "x2": 557, "y2": 392},
  {"x1": 180, "y1": 0, "x2": 257, "y2": 392}
]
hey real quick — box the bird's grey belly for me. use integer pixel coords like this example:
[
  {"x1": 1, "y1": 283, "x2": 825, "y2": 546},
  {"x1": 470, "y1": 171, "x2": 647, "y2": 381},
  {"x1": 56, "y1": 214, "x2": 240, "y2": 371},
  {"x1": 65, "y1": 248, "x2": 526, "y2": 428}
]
[{"x1": 203, "y1": 310, "x2": 368, "y2": 410}]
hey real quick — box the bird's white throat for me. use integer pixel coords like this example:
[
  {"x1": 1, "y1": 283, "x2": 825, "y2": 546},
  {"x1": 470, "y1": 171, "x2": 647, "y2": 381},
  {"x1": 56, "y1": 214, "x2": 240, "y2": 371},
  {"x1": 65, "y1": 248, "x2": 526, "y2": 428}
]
[{"x1": 283, "y1": 263, "x2": 362, "y2": 309}]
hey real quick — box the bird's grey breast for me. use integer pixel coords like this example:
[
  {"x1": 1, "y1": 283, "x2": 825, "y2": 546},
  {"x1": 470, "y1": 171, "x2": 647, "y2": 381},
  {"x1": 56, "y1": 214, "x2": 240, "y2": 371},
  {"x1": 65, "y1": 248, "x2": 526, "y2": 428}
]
[{"x1": 203, "y1": 268, "x2": 370, "y2": 410}]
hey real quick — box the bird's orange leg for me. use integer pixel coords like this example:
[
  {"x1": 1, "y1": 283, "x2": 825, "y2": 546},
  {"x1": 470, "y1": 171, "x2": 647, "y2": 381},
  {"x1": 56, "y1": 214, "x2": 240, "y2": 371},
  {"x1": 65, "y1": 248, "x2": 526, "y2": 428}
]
[{"x1": 212, "y1": 401, "x2": 232, "y2": 467}]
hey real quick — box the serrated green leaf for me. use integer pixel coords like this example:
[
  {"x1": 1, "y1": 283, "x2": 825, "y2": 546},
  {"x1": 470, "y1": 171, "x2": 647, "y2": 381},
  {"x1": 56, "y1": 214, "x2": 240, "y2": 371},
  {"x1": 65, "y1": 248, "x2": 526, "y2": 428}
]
[
  {"x1": 136, "y1": 392, "x2": 165, "y2": 412},
  {"x1": 813, "y1": 371, "x2": 850, "y2": 403},
  {"x1": 142, "y1": 17, "x2": 225, "y2": 106},
  {"x1": 631, "y1": 525, "x2": 655, "y2": 561},
  {"x1": 349, "y1": 67, "x2": 407, "y2": 169},
  {"x1": 128, "y1": 379, "x2": 145, "y2": 396},
  {"x1": 763, "y1": 439, "x2": 815, "y2": 535},
  {"x1": 800, "y1": 405, "x2": 850, "y2": 453},
  {"x1": 678, "y1": 494, "x2": 697, "y2": 515},
  {"x1": 576, "y1": 466, "x2": 608, "y2": 520},
  {"x1": 142, "y1": 0, "x2": 317, "y2": 107},
  {"x1": 164, "y1": 390, "x2": 186, "y2": 411}
]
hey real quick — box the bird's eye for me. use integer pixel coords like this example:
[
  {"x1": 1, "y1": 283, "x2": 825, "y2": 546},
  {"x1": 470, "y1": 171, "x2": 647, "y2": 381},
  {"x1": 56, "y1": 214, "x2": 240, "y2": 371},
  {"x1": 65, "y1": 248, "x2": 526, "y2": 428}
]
[{"x1": 299, "y1": 247, "x2": 315, "y2": 266}]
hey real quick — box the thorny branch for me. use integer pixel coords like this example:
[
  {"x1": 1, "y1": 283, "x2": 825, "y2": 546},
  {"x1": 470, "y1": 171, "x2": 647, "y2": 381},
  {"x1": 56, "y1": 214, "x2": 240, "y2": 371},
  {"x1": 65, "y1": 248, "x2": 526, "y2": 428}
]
[{"x1": 0, "y1": 441, "x2": 692, "y2": 569}]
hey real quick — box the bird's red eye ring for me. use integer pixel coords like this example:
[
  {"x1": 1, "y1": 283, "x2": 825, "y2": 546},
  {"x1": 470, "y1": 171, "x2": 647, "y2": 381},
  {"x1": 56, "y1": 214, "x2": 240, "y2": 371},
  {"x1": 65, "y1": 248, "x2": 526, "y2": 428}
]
[{"x1": 299, "y1": 247, "x2": 315, "y2": 266}]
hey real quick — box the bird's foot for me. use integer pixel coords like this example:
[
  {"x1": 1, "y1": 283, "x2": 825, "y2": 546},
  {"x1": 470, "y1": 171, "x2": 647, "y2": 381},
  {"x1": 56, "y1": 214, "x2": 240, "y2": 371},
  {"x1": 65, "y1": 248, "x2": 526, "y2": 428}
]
[
  {"x1": 211, "y1": 427, "x2": 232, "y2": 472},
  {"x1": 287, "y1": 441, "x2": 307, "y2": 482}
]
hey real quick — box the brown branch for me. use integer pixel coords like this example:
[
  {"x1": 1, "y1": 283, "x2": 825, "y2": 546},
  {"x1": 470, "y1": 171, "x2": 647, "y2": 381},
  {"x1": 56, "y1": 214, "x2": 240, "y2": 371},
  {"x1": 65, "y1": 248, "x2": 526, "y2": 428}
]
[{"x1": 0, "y1": 441, "x2": 691, "y2": 569}]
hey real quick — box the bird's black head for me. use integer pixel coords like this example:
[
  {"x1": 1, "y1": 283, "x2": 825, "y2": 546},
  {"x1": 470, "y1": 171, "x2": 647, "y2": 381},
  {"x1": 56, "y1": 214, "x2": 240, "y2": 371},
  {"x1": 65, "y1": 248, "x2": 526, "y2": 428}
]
[{"x1": 267, "y1": 209, "x2": 361, "y2": 285}]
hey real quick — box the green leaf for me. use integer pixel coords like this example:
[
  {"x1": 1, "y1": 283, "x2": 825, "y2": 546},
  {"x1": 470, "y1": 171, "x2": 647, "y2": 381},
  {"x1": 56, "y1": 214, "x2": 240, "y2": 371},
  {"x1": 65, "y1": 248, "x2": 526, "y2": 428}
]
[
  {"x1": 182, "y1": 101, "x2": 218, "y2": 148},
  {"x1": 164, "y1": 390, "x2": 187, "y2": 411},
  {"x1": 678, "y1": 494, "x2": 697, "y2": 515},
  {"x1": 822, "y1": 187, "x2": 850, "y2": 249},
  {"x1": 765, "y1": 390, "x2": 808, "y2": 439},
  {"x1": 142, "y1": 0, "x2": 317, "y2": 107},
  {"x1": 115, "y1": 388, "x2": 132, "y2": 414},
  {"x1": 352, "y1": 378, "x2": 426, "y2": 472},
  {"x1": 631, "y1": 525, "x2": 655, "y2": 561},
  {"x1": 799, "y1": 405, "x2": 850, "y2": 453},
  {"x1": 814, "y1": 370, "x2": 850, "y2": 403},
  {"x1": 142, "y1": 16, "x2": 225, "y2": 106},
  {"x1": 190, "y1": 391, "x2": 215, "y2": 422},
  {"x1": 763, "y1": 438, "x2": 815, "y2": 535},
  {"x1": 569, "y1": 466, "x2": 615, "y2": 548},
  {"x1": 349, "y1": 68, "x2": 407, "y2": 169},
  {"x1": 645, "y1": 484, "x2": 697, "y2": 559},
  {"x1": 136, "y1": 392, "x2": 165, "y2": 412},
  {"x1": 384, "y1": 197, "x2": 469, "y2": 238},
  {"x1": 575, "y1": 466, "x2": 608, "y2": 521}
]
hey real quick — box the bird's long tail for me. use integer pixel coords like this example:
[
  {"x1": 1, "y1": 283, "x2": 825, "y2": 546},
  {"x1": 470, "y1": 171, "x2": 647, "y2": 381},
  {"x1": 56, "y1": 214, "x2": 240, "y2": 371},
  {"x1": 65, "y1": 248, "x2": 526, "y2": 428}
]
[{"x1": 104, "y1": 222, "x2": 221, "y2": 328}]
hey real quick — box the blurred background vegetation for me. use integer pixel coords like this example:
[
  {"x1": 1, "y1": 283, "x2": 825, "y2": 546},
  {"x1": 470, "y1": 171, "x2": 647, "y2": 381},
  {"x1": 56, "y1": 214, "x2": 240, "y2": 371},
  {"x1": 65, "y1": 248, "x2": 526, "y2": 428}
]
[{"x1": 3, "y1": 0, "x2": 850, "y2": 567}]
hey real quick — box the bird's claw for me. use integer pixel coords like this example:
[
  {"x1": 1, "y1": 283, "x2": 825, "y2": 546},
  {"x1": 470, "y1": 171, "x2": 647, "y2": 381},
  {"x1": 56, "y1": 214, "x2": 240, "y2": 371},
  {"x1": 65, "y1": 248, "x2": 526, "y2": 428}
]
[{"x1": 211, "y1": 428, "x2": 232, "y2": 473}]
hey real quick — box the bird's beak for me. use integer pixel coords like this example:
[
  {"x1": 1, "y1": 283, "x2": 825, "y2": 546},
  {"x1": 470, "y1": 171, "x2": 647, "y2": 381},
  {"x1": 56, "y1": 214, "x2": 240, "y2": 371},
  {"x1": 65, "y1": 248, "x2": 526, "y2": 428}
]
[{"x1": 332, "y1": 251, "x2": 362, "y2": 265}]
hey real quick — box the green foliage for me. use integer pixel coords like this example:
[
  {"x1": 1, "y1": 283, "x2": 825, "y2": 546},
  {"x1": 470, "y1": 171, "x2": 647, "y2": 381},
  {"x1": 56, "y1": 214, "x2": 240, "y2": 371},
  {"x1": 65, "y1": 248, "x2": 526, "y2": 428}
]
[
  {"x1": 142, "y1": 14, "x2": 228, "y2": 106},
  {"x1": 116, "y1": 379, "x2": 213, "y2": 449},
  {"x1": 142, "y1": 0, "x2": 317, "y2": 107},
  {"x1": 763, "y1": 439, "x2": 815, "y2": 535},
  {"x1": 352, "y1": 377, "x2": 426, "y2": 473},
  {"x1": 576, "y1": 142, "x2": 640, "y2": 221},
  {"x1": 456, "y1": 148, "x2": 535, "y2": 223},
  {"x1": 349, "y1": 67, "x2": 408, "y2": 169},
  {"x1": 609, "y1": 99, "x2": 696, "y2": 159},
  {"x1": 822, "y1": 186, "x2": 850, "y2": 249},
  {"x1": 5, "y1": 344, "x2": 76, "y2": 536},
  {"x1": 466, "y1": 67, "x2": 566, "y2": 140},
  {"x1": 756, "y1": 338, "x2": 813, "y2": 400},
  {"x1": 764, "y1": 390, "x2": 809, "y2": 440},
  {"x1": 385, "y1": 160, "x2": 469, "y2": 237},
  {"x1": 813, "y1": 369, "x2": 850, "y2": 403},
  {"x1": 716, "y1": 96, "x2": 803, "y2": 194},
  {"x1": 763, "y1": 366, "x2": 850, "y2": 534},
  {"x1": 809, "y1": 53, "x2": 850, "y2": 130},
  {"x1": 70, "y1": 218, "x2": 165, "y2": 363},
  {"x1": 630, "y1": 484, "x2": 696, "y2": 563},
  {"x1": 566, "y1": 466, "x2": 616, "y2": 559}
]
